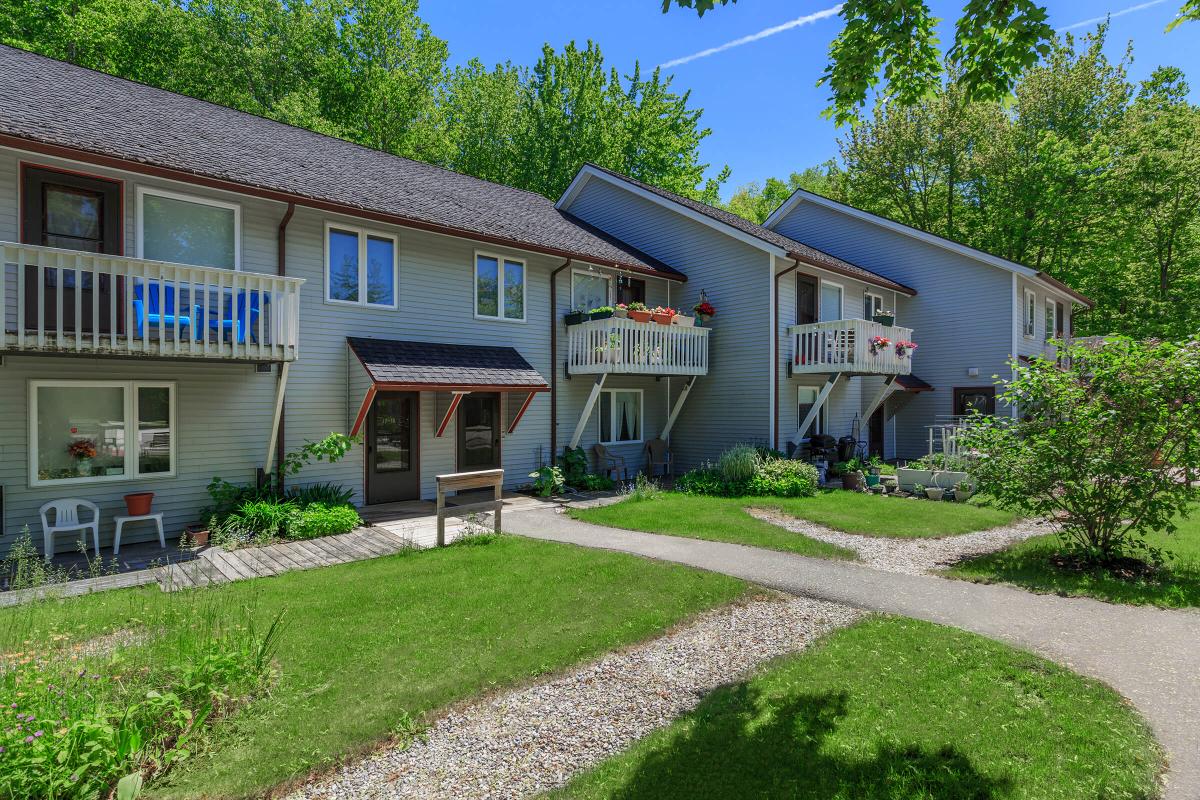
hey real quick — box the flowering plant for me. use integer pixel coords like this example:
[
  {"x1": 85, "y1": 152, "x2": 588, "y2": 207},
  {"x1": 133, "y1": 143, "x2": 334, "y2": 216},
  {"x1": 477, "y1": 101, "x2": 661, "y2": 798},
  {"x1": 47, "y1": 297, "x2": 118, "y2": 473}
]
[
  {"x1": 895, "y1": 340, "x2": 918, "y2": 357},
  {"x1": 653, "y1": 306, "x2": 676, "y2": 315},
  {"x1": 67, "y1": 439, "x2": 96, "y2": 460},
  {"x1": 868, "y1": 335, "x2": 891, "y2": 355},
  {"x1": 694, "y1": 301, "x2": 716, "y2": 318},
  {"x1": 626, "y1": 301, "x2": 648, "y2": 312}
]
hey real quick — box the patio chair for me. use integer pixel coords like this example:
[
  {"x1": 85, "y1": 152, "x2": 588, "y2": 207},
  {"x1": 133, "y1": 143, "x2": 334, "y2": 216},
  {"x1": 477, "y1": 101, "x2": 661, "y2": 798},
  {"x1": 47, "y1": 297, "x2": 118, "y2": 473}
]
[
  {"x1": 644, "y1": 438, "x2": 673, "y2": 479},
  {"x1": 132, "y1": 280, "x2": 200, "y2": 338},
  {"x1": 203, "y1": 289, "x2": 266, "y2": 344},
  {"x1": 593, "y1": 443, "x2": 628, "y2": 483},
  {"x1": 39, "y1": 498, "x2": 100, "y2": 562}
]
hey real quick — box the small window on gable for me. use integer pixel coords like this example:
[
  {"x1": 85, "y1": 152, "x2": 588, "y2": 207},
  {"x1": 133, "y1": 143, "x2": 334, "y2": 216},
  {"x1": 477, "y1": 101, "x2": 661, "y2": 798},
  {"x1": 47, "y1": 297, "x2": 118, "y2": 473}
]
[
  {"x1": 325, "y1": 222, "x2": 397, "y2": 308},
  {"x1": 572, "y1": 270, "x2": 610, "y2": 312},
  {"x1": 475, "y1": 252, "x2": 525, "y2": 321},
  {"x1": 1023, "y1": 289, "x2": 1036, "y2": 338}
]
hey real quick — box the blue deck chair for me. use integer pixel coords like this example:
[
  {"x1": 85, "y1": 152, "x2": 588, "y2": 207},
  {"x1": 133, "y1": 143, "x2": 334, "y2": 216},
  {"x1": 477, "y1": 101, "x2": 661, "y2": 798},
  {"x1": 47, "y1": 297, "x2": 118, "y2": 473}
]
[
  {"x1": 132, "y1": 281, "x2": 199, "y2": 339},
  {"x1": 205, "y1": 289, "x2": 266, "y2": 344}
]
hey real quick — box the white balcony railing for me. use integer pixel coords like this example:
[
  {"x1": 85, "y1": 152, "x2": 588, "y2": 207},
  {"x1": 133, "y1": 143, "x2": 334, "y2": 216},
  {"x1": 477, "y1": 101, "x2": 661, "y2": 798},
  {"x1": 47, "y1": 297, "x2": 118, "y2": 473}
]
[
  {"x1": 789, "y1": 318, "x2": 914, "y2": 375},
  {"x1": 567, "y1": 317, "x2": 709, "y2": 376},
  {"x1": 2, "y1": 242, "x2": 304, "y2": 362}
]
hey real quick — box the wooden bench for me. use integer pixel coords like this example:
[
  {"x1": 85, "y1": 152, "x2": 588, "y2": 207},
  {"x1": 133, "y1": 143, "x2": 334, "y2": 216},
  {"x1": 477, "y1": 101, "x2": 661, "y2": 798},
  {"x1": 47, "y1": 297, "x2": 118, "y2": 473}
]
[{"x1": 435, "y1": 469, "x2": 504, "y2": 546}]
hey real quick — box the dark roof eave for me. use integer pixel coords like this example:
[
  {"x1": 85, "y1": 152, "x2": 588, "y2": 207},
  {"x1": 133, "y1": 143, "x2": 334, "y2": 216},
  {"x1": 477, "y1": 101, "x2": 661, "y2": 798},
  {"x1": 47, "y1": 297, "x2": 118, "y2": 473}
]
[
  {"x1": 1036, "y1": 271, "x2": 1093, "y2": 308},
  {"x1": 0, "y1": 131, "x2": 686, "y2": 283},
  {"x1": 788, "y1": 251, "x2": 917, "y2": 296}
]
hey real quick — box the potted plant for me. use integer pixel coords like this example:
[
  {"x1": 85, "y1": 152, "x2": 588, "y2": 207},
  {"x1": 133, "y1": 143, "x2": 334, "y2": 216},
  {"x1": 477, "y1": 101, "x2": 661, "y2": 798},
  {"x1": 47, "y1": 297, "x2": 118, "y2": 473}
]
[
  {"x1": 650, "y1": 306, "x2": 676, "y2": 325},
  {"x1": 589, "y1": 305, "x2": 615, "y2": 321},
  {"x1": 564, "y1": 306, "x2": 588, "y2": 326},
  {"x1": 183, "y1": 523, "x2": 210, "y2": 548},
  {"x1": 924, "y1": 485, "x2": 945, "y2": 501},
  {"x1": 868, "y1": 335, "x2": 892, "y2": 356},
  {"x1": 873, "y1": 309, "x2": 895, "y2": 326},
  {"x1": 627, "y1": 301, "x2": 652, "y2": 323},
  {"x1": 895, "y1": 340, "x2": 918, "y2": 358},
  {"x1": 954, "y1": 479, "x2": 976, "y2": 502},
  {"x1": 123, "y1": 491, "x2": 155, "y2": 516},
  {"x1": 614, "y1": 303, "x2": 629, "y2": 319},
  {"x1": 842, "y1": 470, "x2": 863, "y2": 491},
  {"x1": 694, "y1": 300, "x2": 716, "y2": 326},
  {"x1": 68, "y1": 438, "x2": 97, "y2": 476},
  {"x1": 869, "y1": 482, "x2": 886, "y2": 494},
  {"x1": 672, "y1": 312, "x2": 695, "y2": 327}
]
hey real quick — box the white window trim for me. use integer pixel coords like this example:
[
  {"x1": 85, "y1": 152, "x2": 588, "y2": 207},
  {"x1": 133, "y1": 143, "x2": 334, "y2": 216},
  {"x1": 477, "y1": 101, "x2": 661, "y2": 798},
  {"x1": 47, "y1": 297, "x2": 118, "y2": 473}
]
[
  {"x1": 571, "y1": 268, "x2": 612, "y2": 312},
  {"x1": 474, "y1": 250, "x2": 527, "y2": 323},
  {"x1": 820, "y1": 279, "x2": 845, "y2": 322},
  {"x1": 323, "y1": 221, "x2": 399, "y2": 310},
  {"x1": 1044, "y1": 297, "x2": 1056, "y2": 341},
  {"x1": 28, "y1": 380, "x2": 177, "y2": 488},
  {"x1": 136, "y1": 185, "x2": 242, "y2": 270},
  {"x1": 797, "y1": 385, "x2": 827, "y2": 436},
  {"x1": 863, "y1": 291, "x2": 886, "y2": 321},
  {"x1": 1023, "y1": 288, "x2": 1037, "y2": 339},
  {"x1": 598, "y1": 388, "x2": 644, "y2": 446}
]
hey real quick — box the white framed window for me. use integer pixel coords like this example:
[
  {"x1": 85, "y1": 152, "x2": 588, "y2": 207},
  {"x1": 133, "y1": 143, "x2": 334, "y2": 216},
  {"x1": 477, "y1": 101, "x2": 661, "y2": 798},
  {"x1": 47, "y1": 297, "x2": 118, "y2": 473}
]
[
  {"x1": 1023, "y1": 288, "x2": 1036, "y2": 338},
  {"x1": 137, "y1": 186, "x2": 240, "y2": 270},
  {"x1": 572, "y1": 269, "x2": 611, "y2": 312},
  {"x1": 819, "y1": 280, "x2": 844, "y2": 323},
  {"x1": 1044, "y1": 298, "x2": 1056, "y2": 342},
  {"x1": 863, "y1": 292, "x2": 886, "y2": 320},
  {"x1": 797, "y1": 385, "x2": 825, "y2": 437},
  {"x1": 324, "y1": 222, "x2": 397, "y2": 308},
  {"x1": 475, "y1": 251, "x2": 526, "y2": 321},
  {"x1": 599, "y1": 388, "x2": 643, "y2": 445},
  {"x1": 29, "y1": 380, "x2": 176, "y2": 487}
]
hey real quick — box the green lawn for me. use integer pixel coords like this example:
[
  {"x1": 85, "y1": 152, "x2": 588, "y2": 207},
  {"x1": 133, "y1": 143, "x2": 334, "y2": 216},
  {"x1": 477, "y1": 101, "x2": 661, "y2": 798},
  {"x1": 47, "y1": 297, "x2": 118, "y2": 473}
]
[
  {"x1": 753, "y1": 492, "x2": 1019, "y2": 538},
  {"x1": 569, "y1": 494, "x2": 856, "y2": 558},
  {"x1": 1, "y1": 536, "x2": 747, "y2": 799},
  {"x1": 949, "y1": 518, "x2": 1200, "y2": 608},
  {"x1": 550, "y1": 617, "x2": 1163, "y2": 800}
]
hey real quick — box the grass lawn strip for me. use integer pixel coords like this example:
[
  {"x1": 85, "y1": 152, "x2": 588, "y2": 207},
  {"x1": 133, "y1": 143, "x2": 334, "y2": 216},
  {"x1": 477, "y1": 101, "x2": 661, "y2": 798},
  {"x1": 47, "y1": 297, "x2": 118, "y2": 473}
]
[
  {"x1": 949, "y1": 517, "x2": 1200, "y2": 608},
  {"x1": 2, "y1": 536, "x2": 746, "y2": 799},
  {"x1": 752, "y1": 491, "x2": 1020, "y2": 538},
  {"x1": 550, "y1": 616, "x2": 1163, "y2": 800},
  {"x1": 748, "y1": 507, "x2": 1050, "y2": 575},
  {"x1": 286, "y1": 594, "x2": 862, "y2": 800}
]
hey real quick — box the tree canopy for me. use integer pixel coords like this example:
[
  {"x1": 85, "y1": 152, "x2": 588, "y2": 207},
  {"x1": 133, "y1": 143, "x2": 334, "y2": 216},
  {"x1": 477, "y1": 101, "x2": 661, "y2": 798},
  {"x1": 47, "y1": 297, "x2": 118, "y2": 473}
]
[{"x1": 0, "y1": 0, "x2": 725, "y2": 201}]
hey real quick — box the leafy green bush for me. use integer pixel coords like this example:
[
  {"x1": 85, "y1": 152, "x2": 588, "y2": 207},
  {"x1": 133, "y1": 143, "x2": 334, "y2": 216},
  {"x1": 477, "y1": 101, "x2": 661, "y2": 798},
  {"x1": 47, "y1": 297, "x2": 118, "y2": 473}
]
[
  {"x1": 528, "y1": 465, "x2": 566, "y2": 497},
  {"x1": 560, "y1": 446, "x2": 589, "y2": 487},
  {"x1": 677, "y1": 466, "x2": 741, "y2": 497},
  {"x1": 227, "y1": 499, "x2": 299, "y2": 538},
  {"x1": 746, "y1": 459, "x2": 819, "y2": 497},
  {"x1": 716, "y1": 444, "x2": 761, "y2": 484},
  {"x1": 576, "y1": 473, "x2": 615, "y2": 491},
  {"x1": 290, "y1": 503, "x2": 361, "y2": 539},
  {"x1": 286, "y1": 482, "x2": 355, "y2": 507}
]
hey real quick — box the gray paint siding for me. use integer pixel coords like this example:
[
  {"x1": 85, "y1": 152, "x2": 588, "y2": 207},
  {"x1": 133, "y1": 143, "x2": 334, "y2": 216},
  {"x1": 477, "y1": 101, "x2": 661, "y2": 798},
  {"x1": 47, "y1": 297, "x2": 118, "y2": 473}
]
[
  {"x1": 772, "y1": 200, "x2": 1014, "y2": 458},
  {"x1": 562, "y1": 177, "x2": 771, "y2": 469}
]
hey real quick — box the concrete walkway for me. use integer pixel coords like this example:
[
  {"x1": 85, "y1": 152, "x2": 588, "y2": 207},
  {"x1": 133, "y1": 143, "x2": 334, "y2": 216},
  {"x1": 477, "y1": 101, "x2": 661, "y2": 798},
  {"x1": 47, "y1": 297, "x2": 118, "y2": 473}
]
[{"x1": 506, "y1": 507, "x2": 1200, "y2": 800}]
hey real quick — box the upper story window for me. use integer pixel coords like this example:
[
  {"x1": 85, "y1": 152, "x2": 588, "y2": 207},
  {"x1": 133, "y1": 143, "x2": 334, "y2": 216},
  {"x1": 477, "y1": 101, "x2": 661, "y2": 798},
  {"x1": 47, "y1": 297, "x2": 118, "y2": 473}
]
[
  {"x1": 1023, "y1": 288, "x2": 1036, "y2": 338},
  {"x1": 325, "y1": 222, "x2": 397, "y2": 308},
  {"x1": 475, "y1": 252, "x2": 525, "y2": 321},
  {"x1": 137, "y1": 187, "x2": 239, "y2": 269},
  {"x1": 864, "y1": 292, "x2": 886, "y2": 320},
  {"x1": 572, "y1": 269, "x2": 610, "y2": 312},
  {"x1": 22, "y1": 165, "x2": 122, "y2": 255},
  {"x1": 819, "y1": 281, "x2": 843, "y2": 323}
]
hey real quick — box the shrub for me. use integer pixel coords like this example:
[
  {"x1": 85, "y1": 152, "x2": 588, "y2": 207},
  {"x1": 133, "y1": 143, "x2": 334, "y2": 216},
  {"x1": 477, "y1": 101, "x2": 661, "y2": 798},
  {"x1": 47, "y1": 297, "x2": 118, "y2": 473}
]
[
  {"x1": 716, "y1": 444, "x2": 761, "y2": 484},
  {"x1": 529, "y1": 465, "x2": 566, "y2": 497},
  {"x1": 287, "y1": 482, "x2": 354, "y2": 507},
  {"x1": 289, "y1": 503, "x2": 361, "y2": 539},
  {"x1": 576, "y1": 473, "x2": 615, "y2": 491},
  {"x1": 677, "y1": 466, "x2": 741, "y2": 497},
  {"x1": 226, "y1": 498, "x2": 299, "y2": 539},
  {"x1": 746, "y1": 459, "x2": 819, "y2": 497}
]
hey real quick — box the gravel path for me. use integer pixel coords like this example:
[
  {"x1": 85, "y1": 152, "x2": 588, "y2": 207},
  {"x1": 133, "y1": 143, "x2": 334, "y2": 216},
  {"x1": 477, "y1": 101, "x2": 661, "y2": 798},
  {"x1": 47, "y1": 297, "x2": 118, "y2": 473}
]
[
  {"x1": 286, "y1": 595, "x2": 861, "y2": 800},
  {"x1": 745, "y1": 508, "x2": 1050, "y2": 575}
]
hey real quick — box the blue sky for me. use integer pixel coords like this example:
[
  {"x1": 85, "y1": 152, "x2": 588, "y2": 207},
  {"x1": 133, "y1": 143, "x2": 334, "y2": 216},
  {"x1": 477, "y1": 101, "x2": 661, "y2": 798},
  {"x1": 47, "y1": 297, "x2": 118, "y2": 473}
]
[{"x1": 422, "y1": 1, "x2": 1199, "y2": 199}]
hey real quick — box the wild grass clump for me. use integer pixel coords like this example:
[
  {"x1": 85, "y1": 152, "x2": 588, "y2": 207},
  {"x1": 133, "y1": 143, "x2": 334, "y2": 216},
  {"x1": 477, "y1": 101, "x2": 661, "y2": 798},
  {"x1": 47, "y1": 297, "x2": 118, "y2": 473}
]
[{"x1": 678, "y1": 447, "x2": 819, "y2": 499}]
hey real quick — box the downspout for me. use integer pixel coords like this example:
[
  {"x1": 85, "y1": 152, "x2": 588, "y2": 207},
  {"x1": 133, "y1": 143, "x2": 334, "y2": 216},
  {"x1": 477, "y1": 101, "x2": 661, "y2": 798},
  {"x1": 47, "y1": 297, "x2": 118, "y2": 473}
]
[
  {"x1": 549, "y1": 259, "x2": 572, "y2": 463},
  {"x1": 772, "y1": 257, "x2": 801, "y2": 451},
  {"x1": 275, "y1": 202, "x2": 295, "y2": 490}
]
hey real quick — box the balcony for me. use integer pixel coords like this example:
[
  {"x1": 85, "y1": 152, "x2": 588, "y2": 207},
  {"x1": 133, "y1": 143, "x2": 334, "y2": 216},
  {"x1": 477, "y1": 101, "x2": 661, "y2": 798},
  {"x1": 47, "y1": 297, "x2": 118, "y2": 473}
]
[
  {"x1": 789, "y1": 318, "x2": 914, "y2": 376},
  {"x1": 1, "y1": 242, "x2": 304, "y2": 362},
  {"x1": 566, "y1": 317, "x2": 709, "y2": 377}
]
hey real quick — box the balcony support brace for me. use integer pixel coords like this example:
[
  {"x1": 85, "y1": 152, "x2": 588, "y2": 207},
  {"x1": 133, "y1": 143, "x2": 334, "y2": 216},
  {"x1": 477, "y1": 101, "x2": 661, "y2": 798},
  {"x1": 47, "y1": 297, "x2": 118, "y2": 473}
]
[
  {"x1": 264, "y1": 361, "x2": 290, "y2": 474},
  {"x1": 661, "y1": 375, "x2": 697, "y2": 439},
  {"x1": 792, "y1": 374, "x2": 841, "y2": 446},
  {"x1": 569, "y1": 374, "x2": 607, "y2": 449},
  {"x1": 861, "y1": 375, "x2": 900, "y2": 424},
  {"x1": 436, "y1": 391, "x2": 470, "y2": 438}
]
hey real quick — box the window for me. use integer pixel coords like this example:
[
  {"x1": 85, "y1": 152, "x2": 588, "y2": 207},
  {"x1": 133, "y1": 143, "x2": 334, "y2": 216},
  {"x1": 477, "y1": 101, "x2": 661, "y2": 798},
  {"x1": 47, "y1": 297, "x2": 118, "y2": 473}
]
[
  {"x1": 955, "y1": 387, "x2": 996, "y2": 417},
  {"x1": 30, "y1": 381, "x2": 175, "y2": 486},
  {"x1": 137, "y1": 187, "x2": 239, "y2": 269},
  {"x1": 572, "y1": 270, "x2": 610, "y2": 312},
  {"x1": 475, "y1": 252, "x2": 525, "y2": 321},
  {"x1": 797, "y1": 385, "x2": 825, "y2": 437},
  {"x1": 1023, "y1": 289, "x2": 1036, "y2": 338},
  {"x1": 864, "y1": 292, "x2": 885, "y2": 320},
  {"x1": 325, "y1": 223, "x2": 397, "y2": 308},
  {"x1": 616, "y1": 276, "x2": 646, "y2": 306},
  {"x1": 22, "y1": 165, "x2": 122, "y2": 255},
  {"x1": 1044, "y1": 298, "x2": 1056, "y2": 342},
  {"x1": 819, "y1": 281, "x2": 843, "y2": 323},
  {"x1": 599, "y1": 389, "x2": 642, "y2": 444}
]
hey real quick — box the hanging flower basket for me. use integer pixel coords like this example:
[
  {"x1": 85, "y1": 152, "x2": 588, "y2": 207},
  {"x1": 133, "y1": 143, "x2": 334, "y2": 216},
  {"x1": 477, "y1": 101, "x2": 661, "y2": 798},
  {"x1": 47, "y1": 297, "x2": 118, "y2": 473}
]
[
  {"x1": 868, "y1": 335, "x2": 892, "y2": 356},
  {"x1": 895, "y1": 340, "x2": 918, "y2": 358},
  {"x1": 693, "y1": 300, "x2": 716, "y2": 326}
]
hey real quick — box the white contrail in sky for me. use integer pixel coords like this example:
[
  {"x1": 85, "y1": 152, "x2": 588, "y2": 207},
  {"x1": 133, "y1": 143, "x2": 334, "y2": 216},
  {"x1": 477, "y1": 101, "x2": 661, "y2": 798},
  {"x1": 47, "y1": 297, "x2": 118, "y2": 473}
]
[
  {"x1": 1057, "y1": 0, "x2": 1169, "y2": 32},
  {"x1": 658, "y1": 4, "x2": 844, "y2": 69}
]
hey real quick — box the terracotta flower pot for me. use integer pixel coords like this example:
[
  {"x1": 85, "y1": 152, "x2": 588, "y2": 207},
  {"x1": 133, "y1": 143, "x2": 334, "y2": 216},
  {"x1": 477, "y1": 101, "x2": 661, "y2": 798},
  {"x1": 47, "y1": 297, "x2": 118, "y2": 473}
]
[
  {"x1": 628, "y1": 309, "x2": 653, "y2": 323},
  {"x1": 651, "y1": 312, "x2": 674, "y2": 325},
  {"x1": 123, "y1": 492, "x2": 154, "y2": 516}
]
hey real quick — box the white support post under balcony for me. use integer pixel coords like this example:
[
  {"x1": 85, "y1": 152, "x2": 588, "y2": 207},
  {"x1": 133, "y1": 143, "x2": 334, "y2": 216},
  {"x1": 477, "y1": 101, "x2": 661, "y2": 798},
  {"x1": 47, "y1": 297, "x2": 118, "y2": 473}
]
[
  {"x1": 862, "y1": 375, "x2": 900, "y2": 423},
  {"x1": 569, "y1": 374, "x2": 607, "y2": 449},
  {"x1": 661, "y1": 375, "x2": 697, "y2": 439},
  {"x1": 792, "y1": 374, "x2": 841, "y2": 446},
  {"x1": 264, "y1": 361, "x2": 290, "y2": 474}
]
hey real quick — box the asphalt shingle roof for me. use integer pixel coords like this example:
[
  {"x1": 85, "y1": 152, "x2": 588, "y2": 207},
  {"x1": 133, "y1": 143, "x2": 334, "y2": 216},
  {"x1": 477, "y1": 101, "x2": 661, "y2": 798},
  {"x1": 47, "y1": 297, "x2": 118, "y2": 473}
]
[
  {"x1": 348, "y1": 337, "x2": 549, "y2": 390},
  {"x1": 581, "y1": 164, "x2": 916, "y2": 296},
  {"x1": 0, "y1": 46, "x2": 682, "y2": 280}
]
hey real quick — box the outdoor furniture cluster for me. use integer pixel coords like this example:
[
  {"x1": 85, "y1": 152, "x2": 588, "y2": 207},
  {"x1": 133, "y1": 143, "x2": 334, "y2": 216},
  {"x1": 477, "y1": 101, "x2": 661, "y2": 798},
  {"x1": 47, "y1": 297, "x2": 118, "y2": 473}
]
[
  {"x1": 592, "y1": 438, "x2": 674, "y2": 482},
  {"x1": 133, "y1": 280, "x2": 268, "y2": 344},
  {"x1": 38, "y1": 498, "x2": 165, "y2": 561}
]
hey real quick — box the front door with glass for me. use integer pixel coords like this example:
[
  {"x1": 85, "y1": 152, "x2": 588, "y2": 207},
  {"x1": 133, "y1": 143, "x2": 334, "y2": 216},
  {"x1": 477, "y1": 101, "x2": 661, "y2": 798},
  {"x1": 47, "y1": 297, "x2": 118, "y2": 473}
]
[
  {"x1": 458, "y1": 393, "x2": 501, "y2": 471},
  {"x1": 366, "y1": 392, "x2": 420, "y2": 503}
]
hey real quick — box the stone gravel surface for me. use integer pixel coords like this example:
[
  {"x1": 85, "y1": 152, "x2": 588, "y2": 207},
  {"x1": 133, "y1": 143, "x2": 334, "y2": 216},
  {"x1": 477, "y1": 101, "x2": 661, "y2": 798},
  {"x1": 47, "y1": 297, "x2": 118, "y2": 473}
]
[
  {"x1": 286, "y1": 595, "x2": 861, "y2": 800},
  {"x1": 746, "y1": 507, "x2": 1049, "y2": 575}
]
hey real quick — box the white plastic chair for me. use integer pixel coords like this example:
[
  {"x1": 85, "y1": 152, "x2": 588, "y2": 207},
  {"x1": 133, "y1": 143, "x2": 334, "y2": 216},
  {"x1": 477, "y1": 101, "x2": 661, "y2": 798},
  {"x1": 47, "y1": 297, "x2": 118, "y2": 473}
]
[{"x1": 39, "y1": 499, "x2": 101, "y2": 562}]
